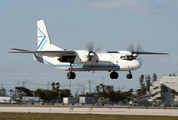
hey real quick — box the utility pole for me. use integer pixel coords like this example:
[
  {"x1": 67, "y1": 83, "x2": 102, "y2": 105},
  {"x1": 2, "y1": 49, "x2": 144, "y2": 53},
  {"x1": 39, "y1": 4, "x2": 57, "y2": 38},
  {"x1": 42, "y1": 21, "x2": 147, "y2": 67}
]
[
  {"x1": 33, "y1": 90, "x2": 35, "y2": 97},
  {"x1": 22, "y1": 80, "x2": 28, "y2": 87},
  {"x1": 83, "y1": 86, "x2": 86, "y2": 94},
  {"x1": 47, "y1": 81, "x2": 49, "y2": 90},
  {"x1": 69, "y1": 79, "x2": 71, "y2": 91},
  {"x1": 102, "y1": 77, "x2": 105, "y2": 85},
  {"x1": 12, "y1": 79, "x2": 16, "y2": 88},
  {"x1": 88, "y1": 80, "x2": 91, "y2": 94},
  {"x1": 22, "y1": 81, "x2": 25, "y2": 87},
  {"x1": 80, "y1": 85, "x2": 83, "y2": 95},
  {"x1": 77, "y1": 83, "x2": 80, "y2": 97},
  {"x1": 123, "y1": 85, "x2": 125, "y2": 92},
  {"x1": 59, "y1": 91, "x2": 61, "y2": 102}
]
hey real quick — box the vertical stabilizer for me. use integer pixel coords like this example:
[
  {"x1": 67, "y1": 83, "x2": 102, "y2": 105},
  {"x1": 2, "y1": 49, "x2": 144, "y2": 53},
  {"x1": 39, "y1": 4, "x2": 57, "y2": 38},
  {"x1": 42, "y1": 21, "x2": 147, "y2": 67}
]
[{"x1": 37, "y1": 20, "x2": 62, "y2": 51}]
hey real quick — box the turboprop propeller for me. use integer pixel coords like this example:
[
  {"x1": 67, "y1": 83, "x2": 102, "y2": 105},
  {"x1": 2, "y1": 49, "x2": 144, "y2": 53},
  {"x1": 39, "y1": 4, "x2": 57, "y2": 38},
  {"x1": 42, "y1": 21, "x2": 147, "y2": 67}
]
[{"x1": 86, "y1": 42, "x2": 101, "y2": 61}]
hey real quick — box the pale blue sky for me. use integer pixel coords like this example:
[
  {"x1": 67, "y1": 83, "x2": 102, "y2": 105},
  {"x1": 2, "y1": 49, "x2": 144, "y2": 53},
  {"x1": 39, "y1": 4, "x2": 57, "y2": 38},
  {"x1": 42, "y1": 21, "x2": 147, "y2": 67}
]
[{"x1": 1, "y1": 0, "x2": 178, "y2": 95}]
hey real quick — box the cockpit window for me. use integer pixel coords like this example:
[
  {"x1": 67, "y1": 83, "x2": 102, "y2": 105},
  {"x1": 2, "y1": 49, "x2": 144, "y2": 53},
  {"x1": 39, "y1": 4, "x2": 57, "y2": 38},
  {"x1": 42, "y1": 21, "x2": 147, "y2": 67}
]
[
  {"x1": 120, "y1": 55, "x2": 136, "y2": 61},
  {"x1": 126, "y1": 56, "x2": 130, "y2": 58}
]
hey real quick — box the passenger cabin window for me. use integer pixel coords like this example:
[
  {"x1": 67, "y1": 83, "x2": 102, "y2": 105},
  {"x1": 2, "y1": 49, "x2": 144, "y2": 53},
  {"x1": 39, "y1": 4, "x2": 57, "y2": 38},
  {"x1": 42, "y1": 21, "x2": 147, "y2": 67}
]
[{"x1": 120, "y1": 55, "x2": 135, "y2": 61}]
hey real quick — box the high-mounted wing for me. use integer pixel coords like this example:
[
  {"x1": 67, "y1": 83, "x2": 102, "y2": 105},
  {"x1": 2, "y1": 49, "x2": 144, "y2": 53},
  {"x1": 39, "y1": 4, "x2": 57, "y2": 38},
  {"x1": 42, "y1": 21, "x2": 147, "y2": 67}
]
[
  {"x1": 133, "y1": 51, "x2": 169, "y2": 55},
  {"x1": 126, "y1": 43, "x2": 169, "y2": 56},
  {"x1": 9, "y1": 48, "x2": 76, "y2": 57}
]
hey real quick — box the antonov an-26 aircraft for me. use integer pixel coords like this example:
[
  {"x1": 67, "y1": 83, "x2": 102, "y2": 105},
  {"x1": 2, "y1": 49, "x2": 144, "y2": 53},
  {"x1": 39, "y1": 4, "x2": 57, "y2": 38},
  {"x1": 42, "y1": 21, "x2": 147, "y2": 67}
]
[{"x1": 9, "y1": 20, "x2": 168, "y2": 79}]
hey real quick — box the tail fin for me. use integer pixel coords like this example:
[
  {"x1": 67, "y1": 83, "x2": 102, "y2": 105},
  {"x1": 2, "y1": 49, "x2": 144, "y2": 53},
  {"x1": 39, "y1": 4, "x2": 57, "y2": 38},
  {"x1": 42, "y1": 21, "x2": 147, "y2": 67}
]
[{"x1": 37, "y1": 20, "x2": 62, "y2": 51}]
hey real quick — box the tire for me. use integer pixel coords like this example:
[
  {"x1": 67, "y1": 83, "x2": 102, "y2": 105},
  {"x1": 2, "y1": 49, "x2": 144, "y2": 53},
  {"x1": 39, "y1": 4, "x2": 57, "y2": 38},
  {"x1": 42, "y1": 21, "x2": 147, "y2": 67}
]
[
  {"x1": 110, "y1": 72, "x2": 119, "y2": 79},
  {"x1": 71, "y1": 72, "x2": 76, "y2": 79},
  {"x1": 67, "y1": 72, "x2": 72, "y2": 79},
  {"x1": 129, "y1": 74, "x2": 133, "y2": 79},
  {"x1": 110, "y1": 72, "x2": 115, "y2": 79},
  {"x1": 126, "y1": 74, "x2": 133, "y2": 79},
  {"x1": 67, "y1": 72, "x2": 76, "y2": 79},
  {"x1": 114, "y1": 72, "x2": 118, "y2": 79}
]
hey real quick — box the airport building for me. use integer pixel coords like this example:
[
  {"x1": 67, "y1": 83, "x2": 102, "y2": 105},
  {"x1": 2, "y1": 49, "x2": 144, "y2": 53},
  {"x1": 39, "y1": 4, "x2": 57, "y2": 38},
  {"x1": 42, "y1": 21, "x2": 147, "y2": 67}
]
[{"x1": 149, "y1": 76, "x2": 178, "y2": 105}]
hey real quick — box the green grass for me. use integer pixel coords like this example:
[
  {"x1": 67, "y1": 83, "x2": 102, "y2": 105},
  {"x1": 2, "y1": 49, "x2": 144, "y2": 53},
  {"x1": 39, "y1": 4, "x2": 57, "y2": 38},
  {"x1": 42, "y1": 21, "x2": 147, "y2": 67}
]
[{"x1": 0, "y1": 113, "x2": 178, "y2": 120}]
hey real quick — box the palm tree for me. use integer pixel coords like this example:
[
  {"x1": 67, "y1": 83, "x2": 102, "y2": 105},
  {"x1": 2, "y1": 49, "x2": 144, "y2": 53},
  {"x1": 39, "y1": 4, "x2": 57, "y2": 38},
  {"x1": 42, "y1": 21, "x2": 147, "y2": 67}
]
[
  {"x1": 9, "y1": 89, "x2": 13, "y2": 97},
  {"x1": 171, "y1": 89, "x2": 176, "y2": 102},
  {"x1": 106, "y1": 86, "x2": 111, "y2": 90},
  {"x1": 176, "y1": 92, "x2": 178, "y2": 96},
  {"x1": 96, "y1": 86, "x2": 100, "y2": 93},
  {"x1": 100, "y1": 83, "x2": 104, "y2": 92},
  {"x1": 136, "y1": 89, "x2": 141, "y2": 105},
  {"x1": 56, "y1": 82, "x2": 60, "y2": 90},
  {"x1": 106, "y1": 86, "x2": 111, "y2": 94},
  {"x1": 136, "y1": 89, "x2": 141, "y2": 96},
  {"x1": 51, "y1": 82, "x2": 56, "y2": 91},
  {"x1": 161, "y1": 85, "x2": 167, "y2": 102},
  {"x1": 127, "y1": 88, "x2": 133, "y2": 100}
]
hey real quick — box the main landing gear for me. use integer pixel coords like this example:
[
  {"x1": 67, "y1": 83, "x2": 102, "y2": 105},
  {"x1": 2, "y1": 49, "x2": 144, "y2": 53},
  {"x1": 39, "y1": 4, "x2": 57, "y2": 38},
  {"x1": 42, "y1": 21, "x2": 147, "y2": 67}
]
[
  {"x1": 126, "y1": 71, "x2": 133, "y2": 79},
  {"x1": 110, "y1": 71, "x2": 119, "y2": 79},
  {"x1": 109, "y1": 71, "x2": 133, "y2": 79},
  {"x1": 67, "y1": 72, "x2": 76, "y2": 79},
  {"x1": 67, "y1": 62, "x2": 76, "y2": 79}
]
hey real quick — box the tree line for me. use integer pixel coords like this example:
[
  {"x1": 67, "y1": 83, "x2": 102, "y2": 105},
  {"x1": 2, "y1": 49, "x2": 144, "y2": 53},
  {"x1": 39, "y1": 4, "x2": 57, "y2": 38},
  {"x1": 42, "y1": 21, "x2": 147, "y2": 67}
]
[
  {"x1": 137, "y1": 73, "x2": 157, "y2": 95},
  {"x1": 13, "y1": 73, "x2": 177, "y2": 103},
  {"x1": 15, "y1": 82, "x2": 71, "y2": 103}
]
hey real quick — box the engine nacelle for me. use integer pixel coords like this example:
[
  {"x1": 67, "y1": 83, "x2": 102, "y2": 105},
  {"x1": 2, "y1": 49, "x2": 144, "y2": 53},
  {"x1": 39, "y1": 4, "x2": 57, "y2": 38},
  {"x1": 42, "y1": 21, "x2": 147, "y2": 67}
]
[
  {"x1": 132, "y1": 53, "x2": 138, "y2": 57},
  {"x1": 73, "y1": 51, "x2": 89, "y2": 63},
  {"x1": 88, "y1": 52, "x2": 95, "y2": 57}
]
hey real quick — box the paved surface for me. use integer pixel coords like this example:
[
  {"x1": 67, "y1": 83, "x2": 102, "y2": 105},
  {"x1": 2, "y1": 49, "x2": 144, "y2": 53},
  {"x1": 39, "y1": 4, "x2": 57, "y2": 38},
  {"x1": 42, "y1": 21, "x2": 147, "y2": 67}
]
[{"x1": 0, "y1": 107, "x2": 178, "y2": 116}]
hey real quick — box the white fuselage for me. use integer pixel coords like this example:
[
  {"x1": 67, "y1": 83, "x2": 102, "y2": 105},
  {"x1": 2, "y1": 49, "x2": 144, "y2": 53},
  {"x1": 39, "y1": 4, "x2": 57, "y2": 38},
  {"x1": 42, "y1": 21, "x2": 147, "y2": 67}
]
[{"x1": 33, "y1": 50, "x2": 142, "y2": 72}]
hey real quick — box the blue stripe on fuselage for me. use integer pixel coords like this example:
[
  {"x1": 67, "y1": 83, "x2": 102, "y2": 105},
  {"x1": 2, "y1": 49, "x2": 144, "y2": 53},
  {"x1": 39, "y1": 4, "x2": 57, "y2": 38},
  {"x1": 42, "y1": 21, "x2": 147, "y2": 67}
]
[{"x1": 34, "y1": 55, "x2": 120, "y2": 70}]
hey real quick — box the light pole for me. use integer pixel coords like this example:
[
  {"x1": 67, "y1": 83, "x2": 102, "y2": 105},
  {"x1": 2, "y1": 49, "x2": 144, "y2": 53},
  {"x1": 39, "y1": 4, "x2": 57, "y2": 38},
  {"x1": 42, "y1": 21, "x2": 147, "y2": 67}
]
[
  {"x1": 12, "y1": 78, "x2": 16, "y2": 88},
  {"x1": 102, "y1": 77, "x2": 105, "y2": 85}
]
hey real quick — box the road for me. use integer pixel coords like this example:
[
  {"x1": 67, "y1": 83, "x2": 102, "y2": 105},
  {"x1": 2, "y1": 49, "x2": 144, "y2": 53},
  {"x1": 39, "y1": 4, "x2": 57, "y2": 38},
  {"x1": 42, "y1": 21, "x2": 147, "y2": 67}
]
[{"x1": 0, "y1": 107, "x2": 178, "y2": 116}]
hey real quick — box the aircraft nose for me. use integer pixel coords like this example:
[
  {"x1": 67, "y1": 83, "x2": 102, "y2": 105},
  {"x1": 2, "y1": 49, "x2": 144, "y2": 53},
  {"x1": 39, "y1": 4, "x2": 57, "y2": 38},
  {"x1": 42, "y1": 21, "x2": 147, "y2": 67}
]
[{"x1": 132, "y1": 60, "x2": 142, "y2": 70}]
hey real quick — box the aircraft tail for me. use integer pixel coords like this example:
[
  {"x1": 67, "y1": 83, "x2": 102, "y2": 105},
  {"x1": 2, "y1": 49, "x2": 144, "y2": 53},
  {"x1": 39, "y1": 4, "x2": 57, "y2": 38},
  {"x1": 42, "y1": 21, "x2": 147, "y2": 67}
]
[{"x1": 37, "y1": 20, "x2": 62, "y2": 51}]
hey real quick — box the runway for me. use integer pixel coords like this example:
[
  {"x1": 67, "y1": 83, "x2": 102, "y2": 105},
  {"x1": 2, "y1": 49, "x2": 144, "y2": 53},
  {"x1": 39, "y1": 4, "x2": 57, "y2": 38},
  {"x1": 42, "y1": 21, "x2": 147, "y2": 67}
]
[{"x1": 0, "y1": 107, "x2": 178, "y2": 116}]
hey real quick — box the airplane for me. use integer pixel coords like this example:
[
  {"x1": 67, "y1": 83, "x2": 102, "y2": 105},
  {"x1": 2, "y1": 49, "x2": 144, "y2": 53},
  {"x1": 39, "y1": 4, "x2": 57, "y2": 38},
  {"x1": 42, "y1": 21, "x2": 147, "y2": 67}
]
[{"x1": 9, "y1": 20, "x2": 168, "y2": 80}]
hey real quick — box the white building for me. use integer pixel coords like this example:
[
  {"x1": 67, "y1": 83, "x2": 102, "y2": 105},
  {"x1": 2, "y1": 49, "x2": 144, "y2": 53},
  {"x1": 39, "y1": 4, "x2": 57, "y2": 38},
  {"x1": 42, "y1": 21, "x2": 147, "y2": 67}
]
[{"x1": 149, "y1": 76, "x2": 178, "y2": 104}]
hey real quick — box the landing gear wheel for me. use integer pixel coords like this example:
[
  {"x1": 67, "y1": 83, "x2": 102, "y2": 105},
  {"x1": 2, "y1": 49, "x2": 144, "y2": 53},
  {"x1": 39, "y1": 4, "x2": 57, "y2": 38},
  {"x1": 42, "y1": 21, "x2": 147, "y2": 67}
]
[
  {"x1": 67, "y1": 72, "x2": 76, "y2": 79},
  {"x1": 110, "y1": 72, "x2": 119, "y2": 79},
  {"x1": 110, "y1": 72, "x2": 114, "y2": 79},
  {"x1": 71, "y1": 72, "x2": 76, "y2": 79},
  {"x1": 126, "y1": 74, "x2": 133, "y2": 79}
]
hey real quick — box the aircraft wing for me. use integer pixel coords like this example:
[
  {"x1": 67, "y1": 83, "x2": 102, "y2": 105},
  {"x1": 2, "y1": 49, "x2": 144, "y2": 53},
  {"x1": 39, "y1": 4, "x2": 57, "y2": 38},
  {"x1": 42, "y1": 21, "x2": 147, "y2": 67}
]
[
  {"x1": 133, "y1": 51, "x2": 169, "y2": 55},
  {"x1": 9, "y1": 48, "x2": 76, "y2": 57}
]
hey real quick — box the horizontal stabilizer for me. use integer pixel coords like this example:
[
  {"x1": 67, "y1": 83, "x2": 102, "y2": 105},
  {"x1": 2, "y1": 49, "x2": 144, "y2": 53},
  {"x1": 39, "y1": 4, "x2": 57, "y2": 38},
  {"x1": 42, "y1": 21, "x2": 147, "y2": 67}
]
[{"x1": 11, "y1": 48, "x2": 28, "y2": 51}]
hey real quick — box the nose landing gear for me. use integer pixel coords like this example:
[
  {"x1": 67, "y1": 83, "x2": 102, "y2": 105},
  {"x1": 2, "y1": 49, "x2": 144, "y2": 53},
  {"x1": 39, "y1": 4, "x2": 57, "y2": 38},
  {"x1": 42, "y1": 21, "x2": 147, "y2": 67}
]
[
  {"x1": 126, "y1": 71, "x2": 133, "y2": 79},
  {"x1": 110, "y1": 71, "x2": 119, "y2": 79}
]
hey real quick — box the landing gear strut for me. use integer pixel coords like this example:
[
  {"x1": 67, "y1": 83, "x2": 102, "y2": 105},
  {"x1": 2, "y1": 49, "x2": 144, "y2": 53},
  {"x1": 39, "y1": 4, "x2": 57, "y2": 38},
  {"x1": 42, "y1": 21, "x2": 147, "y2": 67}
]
[
  {"x1": 67, "y1": 62, "x2": 76, "y2": 79},
  {"x1": 126, "y1": 71, "x2": 133, "y2": 79},
  {"x1": 110, "y1": 71, "x2": 119, "y2": 79}
]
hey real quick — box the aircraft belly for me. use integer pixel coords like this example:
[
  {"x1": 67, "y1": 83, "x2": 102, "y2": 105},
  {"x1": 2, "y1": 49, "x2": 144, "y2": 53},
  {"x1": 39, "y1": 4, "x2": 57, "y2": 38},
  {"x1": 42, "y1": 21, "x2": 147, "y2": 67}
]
[
  {"x1": 72, "y1": 64, "x2": 119, "y2": 71},
  {"x1": 33, "y1": 55, "x2": 120, "y2": 71}
]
